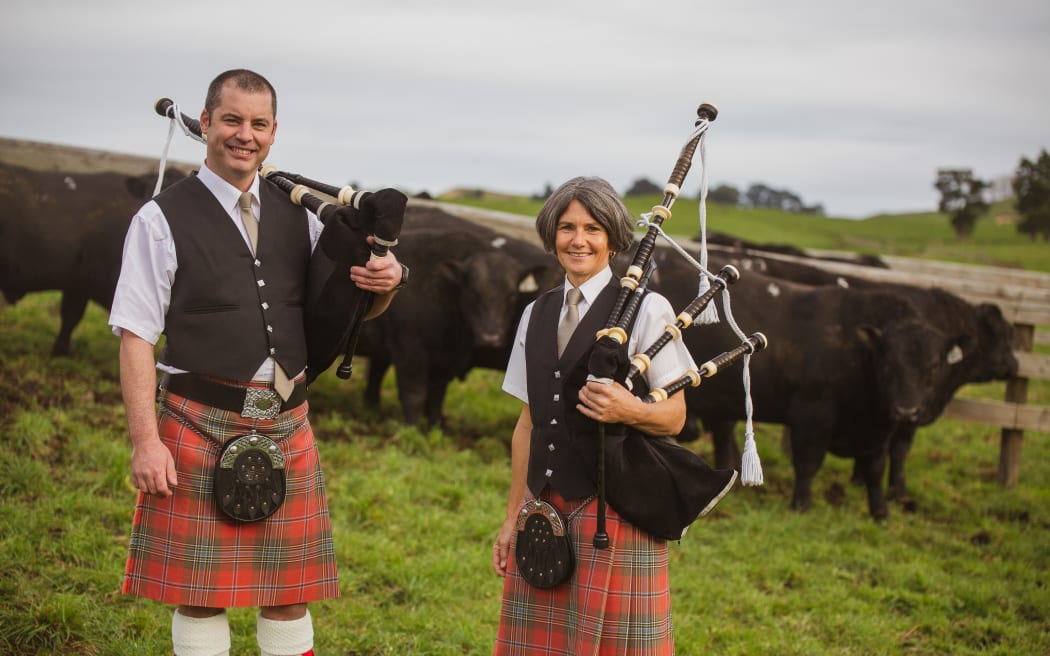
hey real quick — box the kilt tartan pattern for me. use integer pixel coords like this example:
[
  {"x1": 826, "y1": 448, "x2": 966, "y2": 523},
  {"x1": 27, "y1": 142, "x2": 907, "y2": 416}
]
[
  {"x1": 494, "y1": 490, "x2": 674, "y2": 655},
  {"x1": 122, "y1": 386, "x2": 339, "y2": 607}
]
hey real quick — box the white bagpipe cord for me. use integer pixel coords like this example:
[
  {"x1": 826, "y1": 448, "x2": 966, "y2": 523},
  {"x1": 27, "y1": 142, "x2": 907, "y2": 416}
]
[
  {"x1": 635, "y1": 116, "x2": 763, "y2": 484},
  {"x1": 636, "y1": 187, "x2": 765, "y2": 484},
  {"x1": 692, "y1": 129, "x2": 762, "y2": 484},
  {"x1": 153, "y1": 101, "x2": 206, "y2": 197},
  {"x1": 718, "y1": 287, "x2": 764, "y2": 486},
  {"x1": 693, "y1": 132, "x2": 719, "y2": 325}
]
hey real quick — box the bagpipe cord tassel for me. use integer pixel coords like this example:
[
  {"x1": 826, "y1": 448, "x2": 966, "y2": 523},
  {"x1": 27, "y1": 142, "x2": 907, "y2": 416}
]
[
  {"x1": 740, "y1": 353, "x2": 764, "y2": 486},
  {"x1": 694, "y1": 132, "x2": 720, "y2": 325},
  {"x1": 719, "y1": 287, "x2": 764, "y2": 486}
]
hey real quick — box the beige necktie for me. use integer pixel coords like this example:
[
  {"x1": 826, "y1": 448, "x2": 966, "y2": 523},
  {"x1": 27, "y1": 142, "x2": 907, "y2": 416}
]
[
  {"x1": 557, "y1": 287, "x2": 583, "y2": 357},
  {"x1": 239, "y1": 192, "x2": 294, "y2": 401},
  {"x1": 238, "y1": 192, "x2": 259, "y2": 255}
]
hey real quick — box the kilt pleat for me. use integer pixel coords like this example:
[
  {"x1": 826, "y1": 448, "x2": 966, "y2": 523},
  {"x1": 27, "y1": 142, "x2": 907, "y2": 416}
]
[
  {"x1": 494, "y1": 490, "x2": 674, "y2": 655},
  {"x1": 122, "y1": 389, "x2": 339, "y2": 607}
]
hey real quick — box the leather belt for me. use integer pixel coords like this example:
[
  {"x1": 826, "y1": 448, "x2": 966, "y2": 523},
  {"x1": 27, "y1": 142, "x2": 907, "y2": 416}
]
[{"x1": 160, "y1": 373, "x2": 308, "y2": 420}]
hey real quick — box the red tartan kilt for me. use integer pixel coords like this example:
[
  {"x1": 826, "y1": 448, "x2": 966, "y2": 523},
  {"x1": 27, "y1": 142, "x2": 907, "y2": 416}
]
[
  {"x1": 494, "y1": 490, "x2": 673, "y2": 655},
  {"x1": 122, "y1": 390, "x2": 339, "y2": 608}
]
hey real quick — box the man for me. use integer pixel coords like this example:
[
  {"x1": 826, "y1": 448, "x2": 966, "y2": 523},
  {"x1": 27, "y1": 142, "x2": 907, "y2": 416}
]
[{"x1": 110, "y1": 69, "x2": 406, "y2": 656}]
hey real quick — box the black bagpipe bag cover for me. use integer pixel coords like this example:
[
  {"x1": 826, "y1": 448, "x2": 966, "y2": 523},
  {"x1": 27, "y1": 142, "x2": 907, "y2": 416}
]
[
  {"x1": 564, "y1": 335, "x2": 732, "y2": 540},
  {"x1": 304, "y1": 192, "x2": 404, "y2": 384}
]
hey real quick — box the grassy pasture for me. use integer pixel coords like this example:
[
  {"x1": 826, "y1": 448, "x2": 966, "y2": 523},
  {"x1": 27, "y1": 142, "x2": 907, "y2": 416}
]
[{"x1": 1, "y1": 197, "x2": 1048, "y2": 654}]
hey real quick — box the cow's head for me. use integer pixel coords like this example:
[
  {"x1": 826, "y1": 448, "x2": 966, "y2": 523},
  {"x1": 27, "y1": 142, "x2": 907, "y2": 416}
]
[
  {"x1": 439, "y1": 251, "x2": 540, "y2": 349},
  {"x1": 857, "y1": 318, "x2": 957, "y2": 425},
  {"x1": 973, "y1": 303, "x2": 1018, "y2": 380}
]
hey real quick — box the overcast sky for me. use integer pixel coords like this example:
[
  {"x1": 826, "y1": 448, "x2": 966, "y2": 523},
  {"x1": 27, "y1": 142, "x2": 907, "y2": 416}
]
[{"x1": 2, "y1": 0, "x2": 1047, "y2": 218}]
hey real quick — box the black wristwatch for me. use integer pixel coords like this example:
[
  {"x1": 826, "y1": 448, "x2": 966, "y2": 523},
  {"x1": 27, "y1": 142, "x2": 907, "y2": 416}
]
[{"x1": 395, "y1": 263, "x2": 410, "y2": 290}]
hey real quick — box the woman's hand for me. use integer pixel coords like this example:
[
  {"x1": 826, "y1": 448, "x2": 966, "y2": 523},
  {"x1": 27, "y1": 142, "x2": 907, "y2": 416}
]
[
  {"x1": 576, "y1": 379, "x2": 639, "y2": 425},
  {"x1": 492, "y1": 517, "x2": 518, "y2": 577},
  {"x1": 577, "y1": 382, "x2": 688, "y2": 436}
]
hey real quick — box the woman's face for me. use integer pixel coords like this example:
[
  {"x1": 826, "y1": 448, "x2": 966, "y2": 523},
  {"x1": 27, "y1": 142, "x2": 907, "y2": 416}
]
[{"x1": 555, "y1": 199, "x2": 611, "y2": 287}]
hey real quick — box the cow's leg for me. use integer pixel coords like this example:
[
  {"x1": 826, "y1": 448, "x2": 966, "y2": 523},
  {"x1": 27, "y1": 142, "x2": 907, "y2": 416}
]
[
  {"x1": 52, "y1": 291, "x2": 89, "y2": 356},
  {"x1": 789, "y1": 428, "x2": 826, "y2": 512},
  {"x1": 2, "y1": 289, "x2": 26, "y2": 304},
  {"x1": 856, "y1": 449, "x2": 890, "y2": 521},
  {"x1": 708, "y1": 419, "x2": 741, "y2": 470},
  {"x1": 364, "y1": 356, "x2": 390, "y2": 408},
  {"x1": 887, "y1": 424, "x2": 916, "y2": 504},
  {"x1": 393, "y1": 358, "x2": 428, "y2": 426},
  {"x1": 849, "y1": 458, "x2": 865, "y2": 486},
  {"x1": 424, "y1": 376, "x2": 453, "y2": 428}
]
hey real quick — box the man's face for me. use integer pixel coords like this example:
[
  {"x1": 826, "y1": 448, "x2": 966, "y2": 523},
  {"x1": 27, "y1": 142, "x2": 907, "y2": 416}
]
[{"x1": 199, "y1": 82, "x2": 276, "y2": 191}]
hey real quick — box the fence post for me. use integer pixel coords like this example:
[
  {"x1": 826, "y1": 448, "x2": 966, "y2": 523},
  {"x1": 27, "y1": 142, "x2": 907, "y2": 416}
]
[{"x1": 999, "y1": 323, "x2": 1034, "y2": 487}]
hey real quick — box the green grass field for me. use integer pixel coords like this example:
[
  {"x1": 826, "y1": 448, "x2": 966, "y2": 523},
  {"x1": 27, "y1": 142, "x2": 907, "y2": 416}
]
[{"x1": 1, "y1": 201, "x2": 1048, "y2": 654}]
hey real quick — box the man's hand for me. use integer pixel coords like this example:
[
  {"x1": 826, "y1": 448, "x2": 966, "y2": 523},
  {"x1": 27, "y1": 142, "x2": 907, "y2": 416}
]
[
  {"x1": 349, "y1": 246, "x2": 402, "y2": 294},
  {"x1": 120, "y1": 330, "x2": 178, "y2": 497},
  {"x1": 130, "y1": 437, "x2": 178, "y2": 497}
]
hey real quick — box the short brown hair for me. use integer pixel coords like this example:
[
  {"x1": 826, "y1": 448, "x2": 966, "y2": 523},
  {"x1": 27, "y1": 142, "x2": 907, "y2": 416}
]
[
  {"x1": 204, "y1": 69, "x2": 277, "y2": 118},
  {"x1": 535, "y1": 176, "x2": 635, "y2": 254}
]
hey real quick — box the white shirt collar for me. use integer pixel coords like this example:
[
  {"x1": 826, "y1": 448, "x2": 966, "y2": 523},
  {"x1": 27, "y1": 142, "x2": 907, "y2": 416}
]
[
  {"x1": 197, "y1": 162, "x2": 261, "y2": 216},
  {"x1": 563, "y1": 266, "x2": 612, "y2": 306}
]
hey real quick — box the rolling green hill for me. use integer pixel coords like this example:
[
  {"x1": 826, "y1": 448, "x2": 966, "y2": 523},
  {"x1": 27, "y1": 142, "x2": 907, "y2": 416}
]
[{"x1": 440, "y1": 195, "x2": 1047, "y2": 272}]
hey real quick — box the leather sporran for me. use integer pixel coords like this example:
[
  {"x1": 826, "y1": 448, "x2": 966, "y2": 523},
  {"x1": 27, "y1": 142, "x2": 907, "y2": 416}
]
[
  {"x1": 214, "y1": 432, "x2": 286, "y2": 522},
  {"x1": 515, "y1": 498, "x2": 574, "y2": 589}
]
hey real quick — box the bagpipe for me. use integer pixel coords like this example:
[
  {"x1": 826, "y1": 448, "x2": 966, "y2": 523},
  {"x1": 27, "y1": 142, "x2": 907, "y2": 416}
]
[
  {"x1": 153, "y1": 98, "x2": 406, "y2": 384},
  {"x1": 564, "y1": 104, "x2": 768, "y2": 543}
]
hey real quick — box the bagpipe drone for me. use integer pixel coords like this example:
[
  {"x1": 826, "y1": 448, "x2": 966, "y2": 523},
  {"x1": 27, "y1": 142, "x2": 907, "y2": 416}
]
[{"x1": 563, "y1": 104, "x2": 768, "y2": 544}]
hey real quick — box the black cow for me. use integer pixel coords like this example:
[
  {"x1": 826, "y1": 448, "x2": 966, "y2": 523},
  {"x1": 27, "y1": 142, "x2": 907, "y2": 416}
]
[
  {"x1": 644, "y1": 247, "x2": 962, "y2": 519},
  {"x1": 0, "y1": 162, "x2": 186, "y2": 354},
  {"x1": 358, "y1": 213, "x2": 559, "y2": 426},
  {"x1": 710, "y1": 248, "x2": 1018, "y2": 504},
  {"x1": 702, "y1": 231, "x2": 889, "y2": 269}
]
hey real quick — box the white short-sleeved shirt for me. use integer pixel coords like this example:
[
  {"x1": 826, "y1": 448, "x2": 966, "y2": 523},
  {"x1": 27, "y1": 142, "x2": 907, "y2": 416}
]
[
  {"x1": 502, "y1": 266, "x2": 697, "y2": 404},
  {"x1": 108, "y1": 162, "x2": 324, "y2": 380}
]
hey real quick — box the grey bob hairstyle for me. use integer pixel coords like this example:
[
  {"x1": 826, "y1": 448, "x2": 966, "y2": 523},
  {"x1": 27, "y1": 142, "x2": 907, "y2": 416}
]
[{"x1": 535, "y1": 176, "x2": 636, "y2": 255}]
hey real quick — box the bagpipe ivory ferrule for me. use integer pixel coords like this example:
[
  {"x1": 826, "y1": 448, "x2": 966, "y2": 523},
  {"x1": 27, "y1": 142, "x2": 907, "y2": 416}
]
[
  {"x1": 629, "y1": 353, "x2": 651, "y2": 377},
  {"x1": 650, "y1": 205, "x2": 671, "y2": 222}
]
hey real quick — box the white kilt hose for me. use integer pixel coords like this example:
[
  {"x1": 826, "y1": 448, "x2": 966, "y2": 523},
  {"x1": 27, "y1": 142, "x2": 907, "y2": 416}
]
[{"x1": 122, "y1": 386, "x2": 339, "y2": 607}]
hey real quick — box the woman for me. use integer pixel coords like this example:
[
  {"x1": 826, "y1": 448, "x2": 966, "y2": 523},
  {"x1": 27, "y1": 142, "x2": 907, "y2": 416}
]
[{"x1": 492, "y1": 176, "x2": 698, "y2": 654}]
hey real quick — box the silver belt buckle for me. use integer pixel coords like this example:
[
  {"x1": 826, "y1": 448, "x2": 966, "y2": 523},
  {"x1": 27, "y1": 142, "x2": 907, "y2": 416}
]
[{"x1": 242, "y1": 387, "x2": 282, "y2": 420}]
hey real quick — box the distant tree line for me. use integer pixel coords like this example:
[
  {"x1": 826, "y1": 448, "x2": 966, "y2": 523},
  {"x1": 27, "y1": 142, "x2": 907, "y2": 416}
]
[
  {"x1": 934, "y1": 150, "x2": 1050, "y2": 242},
  {"x1": 623, "y1": 178, "x2": 824, "y2": 215}
]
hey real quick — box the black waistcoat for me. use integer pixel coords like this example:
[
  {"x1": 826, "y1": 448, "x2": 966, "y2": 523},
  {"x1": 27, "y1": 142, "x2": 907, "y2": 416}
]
[
  {"x1": 524, "y1": 280, "x2": 623, "y2": 500},
  {"x1": 155, "y1": 174, "x2": 311, "y2": 381}
]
